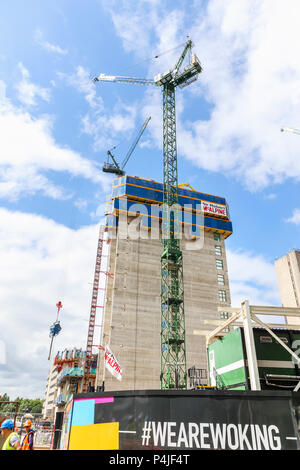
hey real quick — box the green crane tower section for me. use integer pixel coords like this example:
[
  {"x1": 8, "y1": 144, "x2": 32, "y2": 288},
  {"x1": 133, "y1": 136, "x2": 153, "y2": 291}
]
[{"x1": 93, "y1": 39, "x2": 202, "y2": 390}]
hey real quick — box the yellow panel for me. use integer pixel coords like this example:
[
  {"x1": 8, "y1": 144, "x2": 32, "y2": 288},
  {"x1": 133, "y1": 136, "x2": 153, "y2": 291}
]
[{"x1": 68, "y1": 422, "x2": 119, "y2": 450}]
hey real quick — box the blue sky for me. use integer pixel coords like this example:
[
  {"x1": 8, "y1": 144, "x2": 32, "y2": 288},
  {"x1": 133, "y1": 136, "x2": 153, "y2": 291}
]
[{"x1": 1, "y1": 0, "x2": 300, "y2": 399}]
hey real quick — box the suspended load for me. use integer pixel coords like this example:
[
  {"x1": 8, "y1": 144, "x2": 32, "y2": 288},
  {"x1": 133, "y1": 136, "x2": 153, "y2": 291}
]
[
  {"x1": 49, "y1": 321, "x2": 62, "y2": 337},
  {"x1": 48, "y1": 301, "x2": 63, "y2": 361}
]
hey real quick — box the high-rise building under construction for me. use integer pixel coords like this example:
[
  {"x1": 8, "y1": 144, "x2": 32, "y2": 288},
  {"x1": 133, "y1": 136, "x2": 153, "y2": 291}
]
[
  {"x1": 275, "y1": 250, "x2": 300, "y2": 325},
  {"x1": 95, "y1": 176, "x2": 233, "y2": 391},
  {"x1": 275, "y1": 250, "x2": 300, "y2": 308}
]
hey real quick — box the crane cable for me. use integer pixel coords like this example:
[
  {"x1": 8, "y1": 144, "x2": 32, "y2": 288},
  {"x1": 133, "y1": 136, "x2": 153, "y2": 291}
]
[
  {"x1": 131, "y1": 41, "x2": 188, "y2": 69},
  {"x1": 154, "y1": 41, "x2": 187, "y2": 59},
  {"x1": 94, "y1": 40, "x2": 190, "y2": 79}
]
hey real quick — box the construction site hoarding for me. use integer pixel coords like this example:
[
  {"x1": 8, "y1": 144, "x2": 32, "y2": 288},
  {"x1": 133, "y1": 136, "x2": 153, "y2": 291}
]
[{"x1": 59, "y1": 390, "x2": 300, "y2": 451}]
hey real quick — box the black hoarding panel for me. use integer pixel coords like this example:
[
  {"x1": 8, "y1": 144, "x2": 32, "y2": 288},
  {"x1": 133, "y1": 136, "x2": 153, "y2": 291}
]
[{"x1": 86, "y1": 390, "x2": 300, "y2": 450}]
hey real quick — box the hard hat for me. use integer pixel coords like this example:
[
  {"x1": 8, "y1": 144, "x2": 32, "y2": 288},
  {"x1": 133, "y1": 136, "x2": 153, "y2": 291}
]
[
  {"x1": 24, "y1": 419, "x2": 32, "y2": 427},
  {"x1": 1, "y1": 419, "x2": 14, "y2": 429}
]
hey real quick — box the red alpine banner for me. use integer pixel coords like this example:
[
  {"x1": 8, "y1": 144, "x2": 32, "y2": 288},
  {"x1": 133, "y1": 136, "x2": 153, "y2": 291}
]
[
  {"x1": 104, "y1": 344, "x2": 123, "y2": 381},
  {"x1": 201, "y1": 201, "x2": 227, "y2": 217}
]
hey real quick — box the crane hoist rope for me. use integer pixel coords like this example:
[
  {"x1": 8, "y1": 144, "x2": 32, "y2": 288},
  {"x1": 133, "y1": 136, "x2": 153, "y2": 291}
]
[{"x1": 104, "y1": 41, "x2": 188, "y2": 78}]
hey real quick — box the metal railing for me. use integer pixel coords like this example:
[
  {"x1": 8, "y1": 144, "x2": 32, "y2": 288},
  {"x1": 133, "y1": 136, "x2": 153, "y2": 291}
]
[
  {"x1": 55, "y1": 393, "x2": 72, "y2": 406},
  {"x1": 32, "y1": 430, "x2": 53, "y2": 449}
]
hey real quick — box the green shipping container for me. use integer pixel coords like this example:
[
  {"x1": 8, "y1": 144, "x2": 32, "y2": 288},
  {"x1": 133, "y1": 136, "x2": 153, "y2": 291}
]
[{"x1": 207, "y1": 327, "x2": 300, "y2": 391}]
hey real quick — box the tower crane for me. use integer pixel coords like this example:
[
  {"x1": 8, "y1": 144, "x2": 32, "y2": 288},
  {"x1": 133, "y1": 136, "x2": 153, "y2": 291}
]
[
  {"x1": 103, "y1": 116, "x2": 151, "y2": 176},
  {"x1": 93, "y1": 39, "x2": 202, "y2": 390},
  {"x1": 281, "y1": 127, "x2": 300, "y2": 136}
]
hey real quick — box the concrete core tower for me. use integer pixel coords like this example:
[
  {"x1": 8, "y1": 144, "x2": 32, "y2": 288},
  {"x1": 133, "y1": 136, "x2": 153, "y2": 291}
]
[{"x1": 96, "y1": 176, "x2": 233, "y2": 391}]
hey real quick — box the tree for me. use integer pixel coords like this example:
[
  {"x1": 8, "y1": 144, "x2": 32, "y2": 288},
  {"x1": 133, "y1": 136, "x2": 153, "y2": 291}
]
[
  {"x1": 0, "y1": 394, "x2": 11, "y2": 412},
  {"x1": 29, "y1": 399, "x2": 43, "y2": 414},
  {"x1": 19, "y1": 398, "x2": 43, "y2": 414},
  {"x1": 0, "y1": 395, "x2": 43, "y2": 414}
]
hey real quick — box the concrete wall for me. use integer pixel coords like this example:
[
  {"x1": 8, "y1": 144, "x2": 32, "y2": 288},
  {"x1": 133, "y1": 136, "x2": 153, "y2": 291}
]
[
  {"x1": 275, "y1": 250, "x2": 300, "y2": 324},
  {"x1": 42, "y1": 364, "x2": 59, "y2": 421},
  {"x1": 96, "y1": 226, "x2": 231, "y2": 391}
]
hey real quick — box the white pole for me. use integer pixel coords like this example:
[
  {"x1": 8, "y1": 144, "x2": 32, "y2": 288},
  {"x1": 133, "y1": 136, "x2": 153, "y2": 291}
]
[
  {"x1": 242, "y1": 300, "x2": 261, "y2": 391},
  {"x1": 251, "y1": 313, "x2": 300, "y2": 392}
]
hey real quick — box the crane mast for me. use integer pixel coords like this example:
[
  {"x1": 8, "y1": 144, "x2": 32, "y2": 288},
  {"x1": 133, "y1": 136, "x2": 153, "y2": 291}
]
[
  {"x1": 93, "y1": 39, "x2": 202, "y2": 390},
  {"x1": 160, "y1": 80, "x2": 185, "y2": 389},
  {"x1": 159, "y1": 40, "x2": 202, "y2": 389}
]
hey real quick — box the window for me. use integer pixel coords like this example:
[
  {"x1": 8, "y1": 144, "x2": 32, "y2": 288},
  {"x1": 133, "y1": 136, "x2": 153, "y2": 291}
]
[
  {"x1": 217, "y1": 274, "x2": 225, "y2": 285},
  {"x1": 220, "y1": 311, "x2": 228, "y2": 319},
  {"x1": 214, "y1": 233, "x2": 220, "y2": 241},
  {"x1": 219, "y1": 290, "x2": 227, "y2": 302},
  {"x1": 216, "y1": 259, "x2": 223, "y2": 270},
  {"x1": 215, "y1": 245, "x2": 222, "y2": 256}
]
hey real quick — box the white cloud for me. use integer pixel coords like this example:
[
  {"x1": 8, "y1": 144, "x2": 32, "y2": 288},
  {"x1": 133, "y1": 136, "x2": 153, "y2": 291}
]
[
  {"x1": 60, "y1": 65, "x2": 139, "y2": 151},
  {"x1": 90, "y1": 201, "x2": 107, "y2": 220},
  {"x1": 103, "y1": 0, "x2": 300, "y2": 191},
  {"x1": 34, "y1": 29, "x2": 68, "y2": 56},
  {"x1": 102, "y1": 0, "x2": 160, "y2": 59},
  {"x1": 16, "y1": 62, "x2": 51, "y2": 107},
  {"x1": 0, "y1": 82, "x2": 111, "y2": 200},
  {"x1": 102, "y1": 0, "x2": 188, "y2": 68},
  {"x1": 181, "y1": 1, "x2": 300, "y2": 190},
  {"x1": 0, "y1": 80, "x2": 7, "y2": 102},
  {"x1": 227, "y1": 248, "x2": 281, "y2": 307},
  {"x1": 0, "y1": 208, "x2": 105, "y2": 398},
  {"x1": 82, "y1": 103, "x2": 138, "y2": 151},
  {"x1": 59, "y1": 66, "x2": 103, "y2": 110},
  {"x1": 286, "y1": 209, "x2": 300, "y2": 225},
  {"x1": 264, "y1": 193, "x2": 277, "y2": 200}
]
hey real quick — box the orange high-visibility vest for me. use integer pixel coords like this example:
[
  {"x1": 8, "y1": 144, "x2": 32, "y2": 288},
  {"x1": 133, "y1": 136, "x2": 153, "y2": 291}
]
[{"x1": 21, "y1": 430, "x2": 34, "y2": 450}]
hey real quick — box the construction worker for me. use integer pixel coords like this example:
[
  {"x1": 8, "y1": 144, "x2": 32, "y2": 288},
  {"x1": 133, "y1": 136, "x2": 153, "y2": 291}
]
[
  {"x1": 1, "y1": 419, "x2": 21, "y2": 450},
  {"x1": 21, "y1": 419, "x2": 34, "y2": 450}
]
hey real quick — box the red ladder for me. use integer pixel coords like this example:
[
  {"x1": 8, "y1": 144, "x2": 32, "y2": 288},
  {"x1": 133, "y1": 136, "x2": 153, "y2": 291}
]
[{"x1": 82, "y1": 225, "x2": 108, "y2": 393}]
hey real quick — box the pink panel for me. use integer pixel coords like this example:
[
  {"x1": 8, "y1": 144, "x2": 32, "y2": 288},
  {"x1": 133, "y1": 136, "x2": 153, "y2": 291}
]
[
  {"x1": 95, "y1": 397, "x2": 114, "y2": 404},
  {"x1": 74, "y1": 396, "x2": 114, "y2": 404}
]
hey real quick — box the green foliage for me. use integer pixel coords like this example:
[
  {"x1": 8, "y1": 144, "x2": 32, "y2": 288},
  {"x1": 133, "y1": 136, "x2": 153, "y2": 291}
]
[
  {"x1": 19, "y1": 399, "x2": 43, "y2": 414},
  {"x1": 0, "y1": 394, "x2": 43, "y2": 414}
]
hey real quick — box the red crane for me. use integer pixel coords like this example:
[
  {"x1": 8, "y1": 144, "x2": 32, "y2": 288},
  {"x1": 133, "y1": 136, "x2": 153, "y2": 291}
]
[{"x1": 82, "y1": 225, "x2": 110, "y2": 393}]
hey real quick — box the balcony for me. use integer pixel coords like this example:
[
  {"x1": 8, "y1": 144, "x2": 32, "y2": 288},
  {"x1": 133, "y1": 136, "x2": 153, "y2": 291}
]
[{"x1": 57, "y1": 367, "x2": 83, "y2": 385}]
